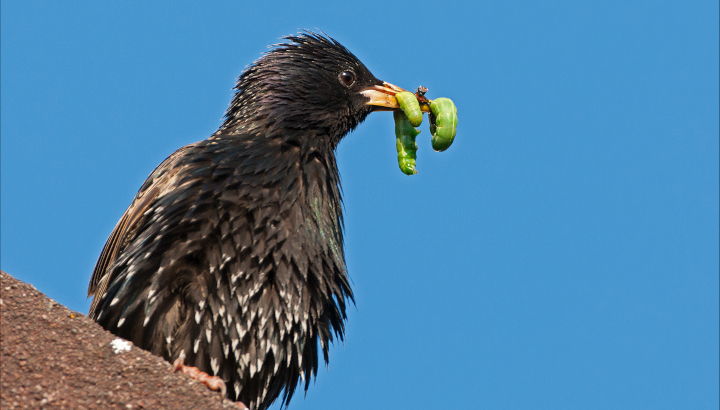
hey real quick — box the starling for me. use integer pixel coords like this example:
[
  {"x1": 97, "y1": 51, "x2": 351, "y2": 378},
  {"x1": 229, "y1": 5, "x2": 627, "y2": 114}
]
[{"x1": 88, "y1": 33, "x2": 409, "y2": 409}]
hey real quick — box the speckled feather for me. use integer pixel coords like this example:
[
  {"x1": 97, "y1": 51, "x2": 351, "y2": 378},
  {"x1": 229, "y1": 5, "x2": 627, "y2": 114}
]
[{"x1": 88, "y1": 33, "x2": 382, "y2": 410}]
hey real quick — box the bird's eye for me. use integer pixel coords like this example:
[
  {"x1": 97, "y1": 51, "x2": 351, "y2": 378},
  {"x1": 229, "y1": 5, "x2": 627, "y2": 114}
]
[{"x1": 338, "y1": 70, "x2": 356, "y2": 87}]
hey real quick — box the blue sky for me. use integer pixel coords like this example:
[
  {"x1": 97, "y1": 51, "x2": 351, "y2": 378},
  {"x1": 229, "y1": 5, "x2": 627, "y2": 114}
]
[{"x1": 2, "y1": 1, "x2": 718, "y2": 409}]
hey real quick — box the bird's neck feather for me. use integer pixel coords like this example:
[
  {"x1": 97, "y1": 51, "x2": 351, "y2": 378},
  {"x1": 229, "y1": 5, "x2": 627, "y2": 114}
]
[
  {"x1": 220, "y1": 82, "x2": 358, "y2": 150},
  {"x1": 208, "y1": 132, "x2": 346, "y2": 269}
]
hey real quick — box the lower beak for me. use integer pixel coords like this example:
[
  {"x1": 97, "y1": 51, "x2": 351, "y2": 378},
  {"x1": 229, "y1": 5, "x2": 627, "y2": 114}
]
[{"x1": 361, "y1": 82, "x2": 430, "y2": 112}]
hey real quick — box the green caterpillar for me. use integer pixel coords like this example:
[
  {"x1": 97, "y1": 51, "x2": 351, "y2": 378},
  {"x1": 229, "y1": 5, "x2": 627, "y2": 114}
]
[
  {"x1": 391, "y1": 90, "x2": 457, "y2": 175},
  {"x1": 429, "y1": 98, "x2": 458, "y2": 152},
  {"x1": 394, "y1": 110, "x2": 420, "y2": 175},
  {"x1": 394, "y1": 91, "x2": 423, "y2": 127}
]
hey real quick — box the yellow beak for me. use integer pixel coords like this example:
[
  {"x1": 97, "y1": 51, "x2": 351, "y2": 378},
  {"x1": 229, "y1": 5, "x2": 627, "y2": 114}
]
[{"x1": 361, "y1": 82, "x2": 431, "y2": 112}]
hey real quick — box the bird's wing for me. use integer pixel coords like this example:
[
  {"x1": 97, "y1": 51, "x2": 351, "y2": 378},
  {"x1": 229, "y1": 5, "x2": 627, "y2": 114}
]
[{"x1": 88, "y1": 143, "x2": 198, "y2": 313}]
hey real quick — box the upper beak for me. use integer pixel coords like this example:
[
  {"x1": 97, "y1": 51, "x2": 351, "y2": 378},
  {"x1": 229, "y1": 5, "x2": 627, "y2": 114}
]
[{"x1": 361, "y1": 82, "x2": 431, "y2": 112}]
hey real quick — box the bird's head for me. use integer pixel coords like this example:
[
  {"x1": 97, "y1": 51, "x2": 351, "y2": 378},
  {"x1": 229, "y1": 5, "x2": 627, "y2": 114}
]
[{"x1": 222, "y1": 32, "x2": 408, "y2": 148}]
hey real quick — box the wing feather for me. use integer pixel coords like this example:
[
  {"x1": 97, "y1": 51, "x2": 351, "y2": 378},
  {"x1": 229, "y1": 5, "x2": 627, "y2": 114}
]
[{"x1": 88, "y1": 143, "x2": 198, "y2": 313}]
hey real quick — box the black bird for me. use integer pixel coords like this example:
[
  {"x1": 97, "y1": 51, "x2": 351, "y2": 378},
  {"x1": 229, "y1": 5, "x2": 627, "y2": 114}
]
[{"x1": 88, "y1": 33, "x2": 408, "y2": 409}]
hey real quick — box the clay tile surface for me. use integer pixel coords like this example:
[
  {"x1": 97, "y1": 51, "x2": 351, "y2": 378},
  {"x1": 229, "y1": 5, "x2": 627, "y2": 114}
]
[{"x1": 0, "y1": 271, "x2": 236, "y2": 409}]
